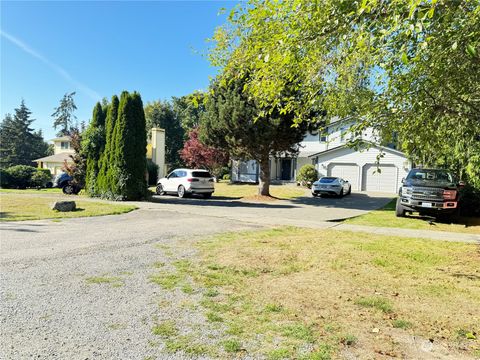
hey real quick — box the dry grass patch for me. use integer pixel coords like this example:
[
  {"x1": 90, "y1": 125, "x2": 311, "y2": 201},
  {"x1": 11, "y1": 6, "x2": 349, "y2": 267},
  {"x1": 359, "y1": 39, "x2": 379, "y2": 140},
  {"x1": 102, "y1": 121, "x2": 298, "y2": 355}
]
[
  {"x1": 0, "y1": 193, "x2": 136, "y2": 221},
  {"x1": 190, "y1": 227, "x2": 479, "y2": 359},
  {"x1": 211, "y1": 182, "x2": 306, "y2": 200}
]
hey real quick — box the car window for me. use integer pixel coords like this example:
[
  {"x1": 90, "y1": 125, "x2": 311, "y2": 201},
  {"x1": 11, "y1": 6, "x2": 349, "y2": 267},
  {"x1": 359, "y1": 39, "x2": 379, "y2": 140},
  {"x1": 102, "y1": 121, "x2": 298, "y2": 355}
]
[
  {"x1": 167, "y1": 172, "x2": 176, "y2": 179},
  {"x1": 178, "y1": 170, "x2": 187, "y2": 177},
  {"x1": 319, "y1": 177, "x2": 337, "y2": 183},
  {"x1": 192, "y1": 171, "x2": 212, "y2": 178}
]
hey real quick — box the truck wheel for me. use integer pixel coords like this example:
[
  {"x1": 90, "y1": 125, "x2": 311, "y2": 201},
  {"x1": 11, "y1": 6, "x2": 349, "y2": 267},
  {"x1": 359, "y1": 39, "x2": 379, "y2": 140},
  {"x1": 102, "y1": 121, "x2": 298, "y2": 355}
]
[{"x1": 395, "y1": 198, "x2": 406, "y2": 217}]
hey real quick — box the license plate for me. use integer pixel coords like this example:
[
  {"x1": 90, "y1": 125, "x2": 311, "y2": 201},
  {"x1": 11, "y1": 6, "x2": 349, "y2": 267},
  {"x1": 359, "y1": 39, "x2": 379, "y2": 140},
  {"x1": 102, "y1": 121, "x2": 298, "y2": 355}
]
[{"x1": 422, "y1": 202, "x2": 432, "y2": 208}]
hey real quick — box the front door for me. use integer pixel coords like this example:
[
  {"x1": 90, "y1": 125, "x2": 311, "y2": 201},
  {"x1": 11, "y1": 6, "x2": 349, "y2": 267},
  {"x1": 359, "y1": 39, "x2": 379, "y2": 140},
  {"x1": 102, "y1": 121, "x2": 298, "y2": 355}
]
[{"x1": 281, "y1": 159, "x2": 292, "y2": 180}]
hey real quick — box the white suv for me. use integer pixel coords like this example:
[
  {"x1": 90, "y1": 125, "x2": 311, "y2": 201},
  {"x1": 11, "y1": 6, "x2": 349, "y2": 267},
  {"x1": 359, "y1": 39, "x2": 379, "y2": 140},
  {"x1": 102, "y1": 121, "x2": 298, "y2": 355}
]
[{"x1": 156, "y1": 169, "x2": 215, "y2": 198}]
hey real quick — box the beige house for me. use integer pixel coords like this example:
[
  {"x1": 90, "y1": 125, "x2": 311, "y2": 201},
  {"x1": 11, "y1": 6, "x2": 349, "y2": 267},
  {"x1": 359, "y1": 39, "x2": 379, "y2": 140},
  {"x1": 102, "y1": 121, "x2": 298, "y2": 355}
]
[{"x1": 35, "y1": 129, "x2": 166, "y2": 179}]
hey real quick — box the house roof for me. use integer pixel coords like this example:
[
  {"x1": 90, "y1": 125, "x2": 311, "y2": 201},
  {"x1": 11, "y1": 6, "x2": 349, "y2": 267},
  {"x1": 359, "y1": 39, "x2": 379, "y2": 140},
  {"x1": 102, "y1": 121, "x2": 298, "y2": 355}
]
[
  {"x1": 50, "y1": 136, "x2": 72, "y2": 142},
  {"x1": 307, "y1": 142, "x2": 407, "y2": 159},
  {"x1": 34, "y1": 152, "x2": 73, "y2": 163}
]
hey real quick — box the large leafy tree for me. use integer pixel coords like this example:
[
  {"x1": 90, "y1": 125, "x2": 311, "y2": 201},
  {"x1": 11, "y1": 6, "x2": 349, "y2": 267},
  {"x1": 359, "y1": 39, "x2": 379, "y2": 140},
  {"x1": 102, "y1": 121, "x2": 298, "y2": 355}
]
[
  {"x1": 209, "y1": 0, "x2": 480, "y2": 187},
  {"x1": 0, "y1": 100, "x2": 49, "y2": 168},
  {"x1": 144, "y1": 100, "x2": 184, "y2": 169},
  {"x1": 180, "y1": 128, "x2": 229, "y2": 179},
  {"x1": 201, "y1": 76, "x2": 307, "y2": 196},
  {"x1": 172, "y1": 92, "x2": 206, "y2": 135},
  {"x1": 52, "y1": 92, "x2": 77, "y2": 136}
]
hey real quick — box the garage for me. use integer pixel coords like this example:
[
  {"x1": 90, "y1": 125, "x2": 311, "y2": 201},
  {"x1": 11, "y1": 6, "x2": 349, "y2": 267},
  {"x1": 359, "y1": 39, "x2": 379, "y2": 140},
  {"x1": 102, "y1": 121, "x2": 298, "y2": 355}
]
[
  {"x1": 328, "y1": 163, "x2": 360, "y2": 190},
  {"x1": 362, "y1": 164, "x2": 398, "y2": 193}
]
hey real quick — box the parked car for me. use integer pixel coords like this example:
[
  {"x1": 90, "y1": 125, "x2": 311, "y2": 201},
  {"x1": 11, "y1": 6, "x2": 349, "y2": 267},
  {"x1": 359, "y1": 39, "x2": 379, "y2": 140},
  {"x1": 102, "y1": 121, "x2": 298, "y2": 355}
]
[
  {"x1": 311, "y1": 176, "x2": 351, "y2": 197},
  {"x1": 396, "y1": 168, "x2": 463, "y2": 220},
  {"x1": 156, "y1": 169, "x2": 215, "y2": 198},
  {"x1": 53, "y1": 172, "x2": 81, "y2": 195}
]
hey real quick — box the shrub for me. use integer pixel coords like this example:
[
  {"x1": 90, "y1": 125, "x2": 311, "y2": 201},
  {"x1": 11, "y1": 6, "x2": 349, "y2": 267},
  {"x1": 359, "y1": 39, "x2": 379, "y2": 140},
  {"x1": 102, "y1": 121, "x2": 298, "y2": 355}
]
[
  {"x1": 296, "y1": 164, "x2": 318, "y2": 187},
  {"x1": 6, "y1": 165, "x2": 37, "y2": 188},
  {"x1": 459, "y1": 185, "x2": 480, "y2": 217},
  {"x1": 147, "y1": 159, "x2": 158, "y2": 185},
  {"x1": 0, "y1": 168, "x2": 11, "y2": 188},
  {"x1": 31, "y1": 170, "x2": 52, "y2": 187},
  {"x1": 223, "y1": 173, "x2": 231, "y2": 181}
]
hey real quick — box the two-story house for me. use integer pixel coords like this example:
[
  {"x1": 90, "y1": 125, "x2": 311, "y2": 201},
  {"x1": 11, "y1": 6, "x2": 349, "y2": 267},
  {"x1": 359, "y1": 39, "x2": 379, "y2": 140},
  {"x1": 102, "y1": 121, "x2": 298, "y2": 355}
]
[{"x1": 231, "y1": 118, "x2": 411, "y2": 193}]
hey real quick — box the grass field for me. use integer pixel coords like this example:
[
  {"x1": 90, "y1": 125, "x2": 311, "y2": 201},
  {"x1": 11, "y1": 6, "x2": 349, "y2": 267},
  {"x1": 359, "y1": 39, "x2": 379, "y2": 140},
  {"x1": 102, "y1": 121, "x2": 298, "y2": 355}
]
[
  {"x1": 0, "y1": 188, "x2": 64, "y2": 194},
  {"x1": 150, "y1": 181, "x2": 306, "y2": 200},
  {"x1": 0, "y1": 193, "x2": 137, "y2": 221},
  {"x1": 345, "y1": 199, "x2": 480, "y2": 234},
  {"x1": 173, "y1": 227, "x2": 479, "y2": 359}
]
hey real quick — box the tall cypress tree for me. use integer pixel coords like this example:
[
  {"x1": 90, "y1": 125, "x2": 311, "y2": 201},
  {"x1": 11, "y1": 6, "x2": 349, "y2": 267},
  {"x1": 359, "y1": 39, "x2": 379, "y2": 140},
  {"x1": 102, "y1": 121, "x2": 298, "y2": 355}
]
[
  {"x1": 83, "y1": 102, "x2": 106, "y2": 196},
  {"x1": 110, "y1": 91, "x2": 147, "y2": 200},
  {"x1": 97, "y1": 95, "x2": 119, "y2": 195}
]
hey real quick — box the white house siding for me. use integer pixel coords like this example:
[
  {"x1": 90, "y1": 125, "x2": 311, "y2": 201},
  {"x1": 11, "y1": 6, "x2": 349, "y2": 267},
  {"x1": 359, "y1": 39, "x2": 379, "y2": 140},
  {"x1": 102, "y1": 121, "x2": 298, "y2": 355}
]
[{"x1": 313, "y1": 146, "x2": 409, "y2": 193}]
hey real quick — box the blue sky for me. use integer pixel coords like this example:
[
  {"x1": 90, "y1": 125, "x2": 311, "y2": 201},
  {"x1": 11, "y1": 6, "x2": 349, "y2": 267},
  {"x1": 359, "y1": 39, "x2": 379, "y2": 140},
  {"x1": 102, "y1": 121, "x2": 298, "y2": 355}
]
[{"x1": 1, "y1": 0, "x2": 238, "y2": 139}]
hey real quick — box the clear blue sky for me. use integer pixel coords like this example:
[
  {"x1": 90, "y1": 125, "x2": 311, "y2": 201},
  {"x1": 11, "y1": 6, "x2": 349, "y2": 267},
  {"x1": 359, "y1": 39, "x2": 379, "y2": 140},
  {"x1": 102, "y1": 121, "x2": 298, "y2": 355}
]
[{"x1": 1, "y1": 0, "x2": 238, "y2": 139}]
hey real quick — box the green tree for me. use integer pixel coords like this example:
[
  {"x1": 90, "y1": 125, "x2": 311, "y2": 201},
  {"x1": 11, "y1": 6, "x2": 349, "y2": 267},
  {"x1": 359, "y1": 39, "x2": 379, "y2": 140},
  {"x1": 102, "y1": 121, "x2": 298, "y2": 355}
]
[
  {"x1": 172, "y1": 91, "x2": 206, "y2": 134},
  {"x1": 97, "y1": 95, "x2": 119, "y2": 194},
  {"x1": 209, "y1": 0, "x2": 480, "y2": 188},
  {"x1": 52, "y1": 92, "x2": 77, "y2": 136},
  {"x1": 83, "y1": 102, "x2": 106, "y2": 196},
  {"x1": 0, "y1": 100, "x2": 50, "y2": 168},
  {"x1": 201, "y1": 76, "x2": 307, "y2": 196},
  {"x1": 112, "y1": 91, "x2": 147, "y2": 200},
  {"x1": 144, "y1": 100, "x2": 184, "y2": 169}
]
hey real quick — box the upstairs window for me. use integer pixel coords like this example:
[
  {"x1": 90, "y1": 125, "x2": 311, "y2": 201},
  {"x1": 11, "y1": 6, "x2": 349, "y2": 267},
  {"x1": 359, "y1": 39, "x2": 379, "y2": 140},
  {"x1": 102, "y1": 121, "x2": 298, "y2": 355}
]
[
  {"x1": 340, "y1": 127, "x2": 349, "y2": 143},
  {"x1": 61, "y1": 141, "x2": 70, "y2": 150},
  {"x1": 319, "y1": 133, "x2": 328, "y2": 143}
]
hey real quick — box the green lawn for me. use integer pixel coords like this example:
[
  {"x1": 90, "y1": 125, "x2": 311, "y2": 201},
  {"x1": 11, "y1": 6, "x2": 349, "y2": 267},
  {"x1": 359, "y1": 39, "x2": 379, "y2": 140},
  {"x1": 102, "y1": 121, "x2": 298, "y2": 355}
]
[
  {"x1": 0, "y1": 187, "x2": 64, "y2": 194},
  {"x1": 345, "y1": 199, "x2": 480, "y2": 234},
  {"x1": 0, "y1": 193, "x2": 137, "y2": 221},
  {"x1": 178, "y1": 227, "x2": 479, "y2": 359},
  {"x1": 149, "y1": 181, "x2": 306, "y2": 200}
]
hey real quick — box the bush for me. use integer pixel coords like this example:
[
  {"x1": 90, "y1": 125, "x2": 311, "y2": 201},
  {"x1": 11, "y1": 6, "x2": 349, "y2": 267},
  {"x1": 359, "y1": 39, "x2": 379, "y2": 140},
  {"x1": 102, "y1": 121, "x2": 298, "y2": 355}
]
[
  {"x1": 31, "y1": 170, "x2": 52, "y2": 187},
  {"x1": 147, "y1": 159, "x2": 159, "y2": 186},
  {"x1": 0, "y1": 168, "x2": 11, "y2": 188},
  {"x1": 223, "y1": 173, "x2": 231, "y2": 181},
  {"x1": 296, "y1": 164, "x2": 318, "y2": 187},
  {"x1": 6, "y1": 165, "x2": 37, "y2": 189}
]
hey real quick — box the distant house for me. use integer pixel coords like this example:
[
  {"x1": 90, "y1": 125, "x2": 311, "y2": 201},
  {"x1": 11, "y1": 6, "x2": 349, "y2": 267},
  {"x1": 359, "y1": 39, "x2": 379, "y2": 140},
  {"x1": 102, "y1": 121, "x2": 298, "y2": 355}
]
[
  {"x1": 34, "y1": 136, "x2": 74, "y2": 176},
  {"x1": 231, "y1": 118, "x2": 411, "y2": 193},
  {"x1": 35, "y1": 128, "x2": 166, "y2": 179}
]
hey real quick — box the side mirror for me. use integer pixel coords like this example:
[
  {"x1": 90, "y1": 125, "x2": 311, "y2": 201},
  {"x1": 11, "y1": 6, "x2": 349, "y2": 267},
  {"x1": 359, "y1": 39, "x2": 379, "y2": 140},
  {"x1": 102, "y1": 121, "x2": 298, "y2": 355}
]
[
  {"x1": 345, "y1": 180, "x2": 349, "y2": 183},
  {"x1": 401, "y1": 177, "x2": 405, "y2": 184}
]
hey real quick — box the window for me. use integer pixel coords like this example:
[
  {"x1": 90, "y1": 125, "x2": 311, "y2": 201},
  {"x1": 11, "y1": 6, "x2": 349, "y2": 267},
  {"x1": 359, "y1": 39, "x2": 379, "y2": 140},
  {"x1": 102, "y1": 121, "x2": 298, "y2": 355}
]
[
  {"x1": 192, "y1": 171, "x2": 212, "y2": 178},
  {"x1": 319, "y1": 133, "x2": 327, "y2": 143},
  {"x1": 340, "y1": 127, "x2": 348, "y2": 143},
  {"x1": 61, "y1": 141, "x2": 70, "y2": 149}
]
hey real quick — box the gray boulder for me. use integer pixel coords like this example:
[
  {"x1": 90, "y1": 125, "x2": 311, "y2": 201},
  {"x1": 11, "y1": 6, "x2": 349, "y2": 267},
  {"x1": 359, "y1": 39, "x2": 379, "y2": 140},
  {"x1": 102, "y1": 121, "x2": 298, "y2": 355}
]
[{"x1": 51, "y1": 201, "x2": 76, "y2": 212}]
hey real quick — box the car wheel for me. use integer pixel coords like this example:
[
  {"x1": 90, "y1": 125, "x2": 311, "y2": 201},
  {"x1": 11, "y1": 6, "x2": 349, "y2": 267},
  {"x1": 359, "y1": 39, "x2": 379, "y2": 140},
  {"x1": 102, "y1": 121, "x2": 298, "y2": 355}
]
[
  {"x1": 347, "y1": 186, "x2": 351, "y2": 195},
  {"x1": 62, "y1": 184, "x2": 74, "y2": 195},
  {"x1": 338, "y1": 189, "x2": 344, "y2": 198},
  {"x1": 203, "y1": 193, "x2": 212, "y2": 199},
  {"x1": 156, "y1": 184, "x2": 164, "y2": 195},
  {"x1": 395, "y1": 198, "x2": 406, "y2": 217},
  {"x1": 177, "y1": 185, "x2": 186, "y2": 198}
]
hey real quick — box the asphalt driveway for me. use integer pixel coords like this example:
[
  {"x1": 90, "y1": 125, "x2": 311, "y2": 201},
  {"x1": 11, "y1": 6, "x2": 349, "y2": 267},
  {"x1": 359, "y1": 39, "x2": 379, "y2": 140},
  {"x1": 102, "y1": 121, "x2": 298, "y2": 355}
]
[{"x1": 0, "y1": 191, "x2": 392, "y2": 359}]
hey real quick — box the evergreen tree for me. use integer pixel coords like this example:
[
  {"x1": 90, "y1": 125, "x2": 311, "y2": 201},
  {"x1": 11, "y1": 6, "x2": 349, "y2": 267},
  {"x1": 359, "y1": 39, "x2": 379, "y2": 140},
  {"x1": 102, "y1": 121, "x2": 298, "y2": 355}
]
[
  {"x1": 83, "y1": 102, "x2": 106, "y2": 196},
  {"x1": 112, "y1": 91, "x2": 147, "y2": 200},
  {"x1": 201, "y1": 76, "x2": 307, "y2": 196},
  {"x1": 97, "y1": 95, "x2": 119, "y2": 194},
  {"x1": 0, "y1": 100, "x2": 50, "y2": 168},
  {"x1": 52, "y1": 92, "x2": 77, "y2": 136}
]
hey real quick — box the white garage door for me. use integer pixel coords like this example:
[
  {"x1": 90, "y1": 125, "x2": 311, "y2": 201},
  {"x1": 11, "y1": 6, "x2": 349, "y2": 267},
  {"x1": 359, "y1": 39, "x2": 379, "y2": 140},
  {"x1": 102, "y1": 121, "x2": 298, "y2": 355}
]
[
  {"x1": 362, "y1": 164, "x2": 398, "y2": 193},
  {"x1": 328, "y1": 163, "x2": 359, "y2": 190}
]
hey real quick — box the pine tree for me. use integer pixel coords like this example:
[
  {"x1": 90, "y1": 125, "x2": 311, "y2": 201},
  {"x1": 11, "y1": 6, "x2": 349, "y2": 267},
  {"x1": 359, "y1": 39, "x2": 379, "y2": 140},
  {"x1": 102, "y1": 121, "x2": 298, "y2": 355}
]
[
  {"x1": 0, "y1": 100, "x2": 50, "y2": 168},
  {"x1": 83, "y1": 102, "x2": 106, "y2": 196},
  {"x1": 52, "y1": 92, "x2": 77, "y2": 136}
]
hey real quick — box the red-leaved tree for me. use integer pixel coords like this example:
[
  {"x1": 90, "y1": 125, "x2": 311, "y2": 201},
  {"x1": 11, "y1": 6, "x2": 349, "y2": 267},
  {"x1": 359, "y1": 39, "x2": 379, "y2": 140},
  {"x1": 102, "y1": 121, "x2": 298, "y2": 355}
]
[{"x1": 180, "y1": 129, "x2": 229, "y2": 180}]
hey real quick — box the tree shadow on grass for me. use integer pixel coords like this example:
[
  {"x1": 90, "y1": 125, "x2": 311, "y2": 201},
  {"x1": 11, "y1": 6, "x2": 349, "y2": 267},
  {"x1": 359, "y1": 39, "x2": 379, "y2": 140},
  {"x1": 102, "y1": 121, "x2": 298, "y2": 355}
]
[{"x1": 148, "y1": 195, "x2": 296, "y2": 209}]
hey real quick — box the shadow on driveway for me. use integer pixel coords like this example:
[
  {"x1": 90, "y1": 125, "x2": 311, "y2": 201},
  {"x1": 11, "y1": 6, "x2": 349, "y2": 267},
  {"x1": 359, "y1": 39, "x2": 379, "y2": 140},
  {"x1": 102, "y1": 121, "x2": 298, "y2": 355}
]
[
  {"x1": 148, "y1": 195, "x2": 297, "y2": 209},
  {"x1": 289, "y1": 192, "x2": 394, "y2": 211}
]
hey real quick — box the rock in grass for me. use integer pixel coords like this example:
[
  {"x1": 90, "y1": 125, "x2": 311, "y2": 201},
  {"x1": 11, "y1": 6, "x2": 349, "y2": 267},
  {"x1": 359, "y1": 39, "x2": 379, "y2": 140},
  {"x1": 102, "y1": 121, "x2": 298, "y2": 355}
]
[{"x1": 51, "y1": 201, "x2": 76, "y2": 212}]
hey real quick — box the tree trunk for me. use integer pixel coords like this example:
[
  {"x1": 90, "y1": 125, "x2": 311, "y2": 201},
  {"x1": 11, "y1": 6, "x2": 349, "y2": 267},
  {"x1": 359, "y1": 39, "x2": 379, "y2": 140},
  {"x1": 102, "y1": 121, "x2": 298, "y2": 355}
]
[{"x1": 257, "y1": 155, "x2": 271, "y2": 196}]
